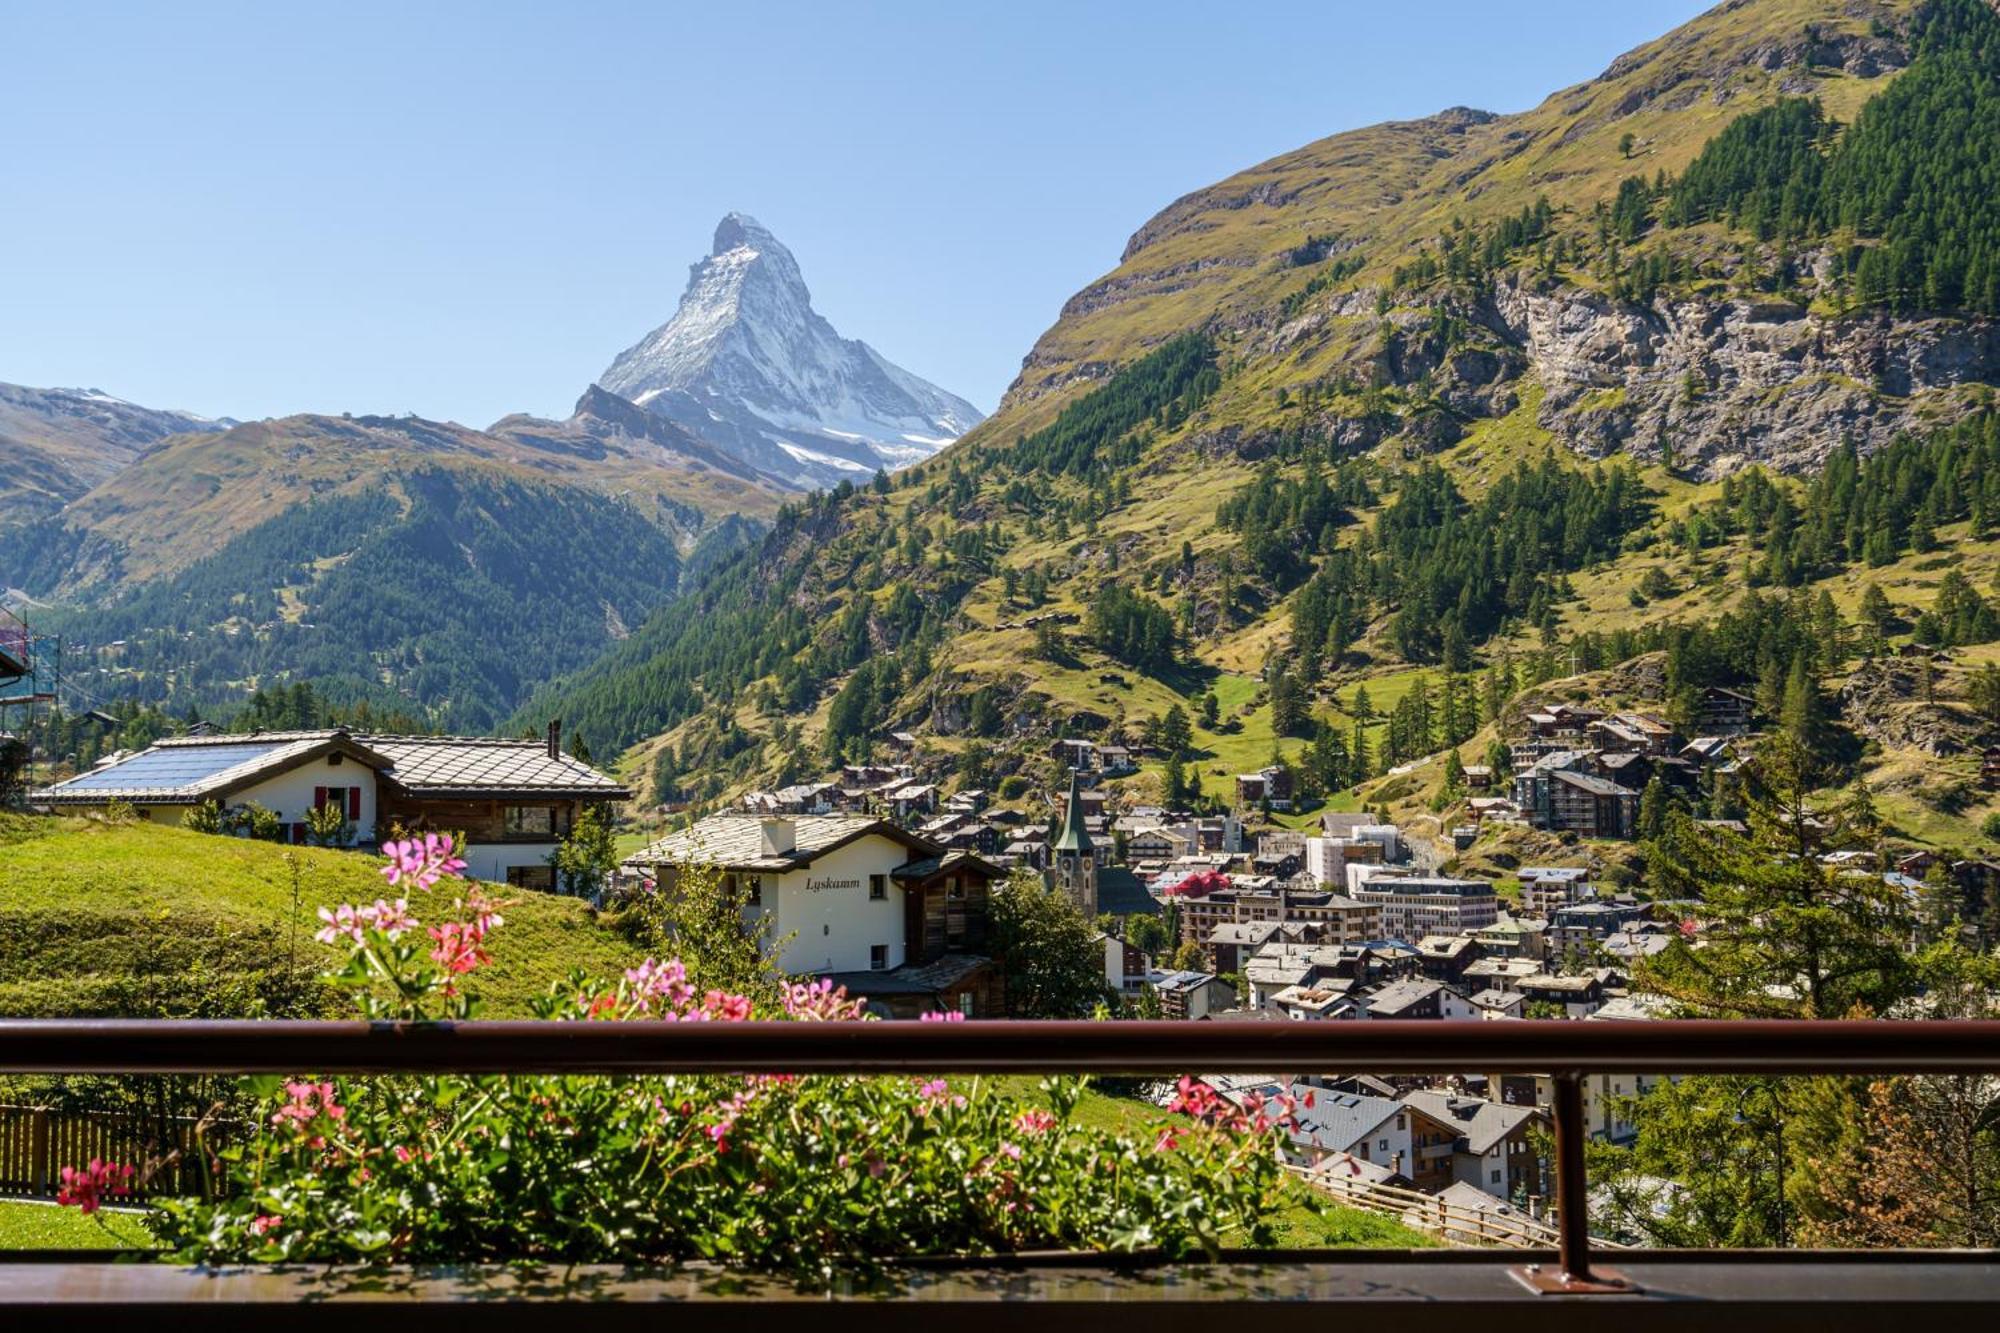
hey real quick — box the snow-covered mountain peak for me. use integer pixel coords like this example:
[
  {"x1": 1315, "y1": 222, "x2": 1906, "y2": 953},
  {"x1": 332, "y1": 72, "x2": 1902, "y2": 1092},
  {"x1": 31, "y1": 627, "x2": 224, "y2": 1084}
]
[{"x1": 594, "y1": 214, "x2": 983, "y2": 489}]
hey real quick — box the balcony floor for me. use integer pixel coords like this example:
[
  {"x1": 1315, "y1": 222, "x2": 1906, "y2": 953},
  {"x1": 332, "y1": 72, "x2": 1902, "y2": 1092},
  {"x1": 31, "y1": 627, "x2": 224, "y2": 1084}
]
[{"x1": 2, "y1": 1251, "x2": 1995, "y2": 1329}]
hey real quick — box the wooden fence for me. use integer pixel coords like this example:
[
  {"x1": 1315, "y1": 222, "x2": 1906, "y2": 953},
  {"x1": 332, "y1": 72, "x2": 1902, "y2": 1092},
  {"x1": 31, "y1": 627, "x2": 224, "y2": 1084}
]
[
  {"x1": 0, "y1": 1105, "x2": 207, "y2": 1199},
  {"x1": 1288, "y1": 1163, "x2": 1630, "y2": 1251}
]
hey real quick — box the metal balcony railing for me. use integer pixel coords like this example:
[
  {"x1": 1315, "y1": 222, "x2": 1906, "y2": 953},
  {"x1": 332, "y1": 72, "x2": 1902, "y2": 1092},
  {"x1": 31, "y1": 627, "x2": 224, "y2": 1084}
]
[{"x1": 2, "y1": 1016, "x2": 1999, "y2": 1309}]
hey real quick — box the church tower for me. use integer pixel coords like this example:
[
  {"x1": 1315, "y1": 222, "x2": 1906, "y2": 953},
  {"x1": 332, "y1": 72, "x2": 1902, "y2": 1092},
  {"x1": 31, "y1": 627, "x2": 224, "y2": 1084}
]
[{"x1": 1050, "y1": 770, "x2": 1097, "y2": 916}]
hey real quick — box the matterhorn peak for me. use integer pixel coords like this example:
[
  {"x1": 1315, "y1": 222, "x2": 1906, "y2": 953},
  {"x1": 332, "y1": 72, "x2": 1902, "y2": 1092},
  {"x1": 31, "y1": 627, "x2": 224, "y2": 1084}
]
[
  {"x1": 595, "y1": 214, "x2": 983, "y2": 490},
  {"x1": 711, "y1": 211, "x2": 780, "y2": 255}
]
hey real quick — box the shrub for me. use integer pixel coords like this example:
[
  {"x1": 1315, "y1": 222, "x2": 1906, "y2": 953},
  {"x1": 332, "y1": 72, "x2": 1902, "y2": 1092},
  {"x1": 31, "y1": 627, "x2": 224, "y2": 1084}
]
[{"x1": 144, "y1": 840, "x2": 1292, "y2": 1278}]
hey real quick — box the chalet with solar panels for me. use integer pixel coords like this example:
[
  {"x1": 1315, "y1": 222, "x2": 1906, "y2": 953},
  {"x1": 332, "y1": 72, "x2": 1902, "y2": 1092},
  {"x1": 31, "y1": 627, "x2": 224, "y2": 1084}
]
[{"x1": 32, "y1": 723, "x2": 630, "y2": 887}]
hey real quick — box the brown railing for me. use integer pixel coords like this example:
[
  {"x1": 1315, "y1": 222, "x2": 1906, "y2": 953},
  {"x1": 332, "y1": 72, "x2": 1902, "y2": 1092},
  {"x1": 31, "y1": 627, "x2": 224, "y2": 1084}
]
[{"x1": 3, "y1": 1017, "x2": 1999, "y2": 1296}]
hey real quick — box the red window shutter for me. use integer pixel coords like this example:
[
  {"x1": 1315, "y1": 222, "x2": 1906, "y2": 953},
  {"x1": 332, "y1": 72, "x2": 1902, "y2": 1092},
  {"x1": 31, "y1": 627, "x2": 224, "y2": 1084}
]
[
  {"x1": 348, "y1": 788, "x2": 361, "y2": 820},
  {"x1": 314, "y1": 786, "x2": 327, "y2": 810}
]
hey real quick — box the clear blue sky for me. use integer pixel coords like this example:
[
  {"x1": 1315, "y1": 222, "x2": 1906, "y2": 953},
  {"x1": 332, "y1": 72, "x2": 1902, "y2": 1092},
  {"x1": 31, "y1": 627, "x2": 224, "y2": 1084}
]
[{"x1": 2, "y1": 1, "x2": 1709, "y2": 426}]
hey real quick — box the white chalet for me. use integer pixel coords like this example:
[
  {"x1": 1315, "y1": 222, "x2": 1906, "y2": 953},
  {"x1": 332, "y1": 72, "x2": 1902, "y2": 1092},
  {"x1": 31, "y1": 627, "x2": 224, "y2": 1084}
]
[
  {"x1": 621, "y1": 815, "x2": 1006, "y2": 1009},
  {"x1": 35, "y1": 725, "x2": 630, "y2": 887}
]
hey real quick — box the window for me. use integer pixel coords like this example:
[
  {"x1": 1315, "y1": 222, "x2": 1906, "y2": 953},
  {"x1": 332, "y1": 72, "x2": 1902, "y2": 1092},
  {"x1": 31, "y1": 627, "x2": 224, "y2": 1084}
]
[
  {"x1": 327, "y1": 752, "x2": 343, "y2": 767},
  {"x1": 869, "y1": 874, "x2": 886, "y2": 900},
  {"x1": 957, "y1": 993, "x2": 973, "y2": 1017},
  {"x1": 504, "y1": 805, "x2": 556, "y2": 836},
  {"x1": 746, "y1": 875, "x2": 762, "y2": 906},
  {"x1": 507, "y1": 865, "x2": 555, "y2": 891},
  {"x1": 1491, "y1": 1169, "x2": 1502, "y2": 1184},
  {"x1": 1377, "y1": 1138, "x2": 1388, "y2": 1152},
  {"x1": 314, "y1": 787, "x2": 360, "y2": 820},
  {"x1": 870, "y1": 944, "x2": 888, "y2": 971}
]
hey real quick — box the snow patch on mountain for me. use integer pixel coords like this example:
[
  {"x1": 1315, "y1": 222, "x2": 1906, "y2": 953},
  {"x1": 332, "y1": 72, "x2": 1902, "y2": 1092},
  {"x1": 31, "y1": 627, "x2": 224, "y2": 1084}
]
[{"x1": 596, "y1": 213, "x2": 983, "y2": 489}]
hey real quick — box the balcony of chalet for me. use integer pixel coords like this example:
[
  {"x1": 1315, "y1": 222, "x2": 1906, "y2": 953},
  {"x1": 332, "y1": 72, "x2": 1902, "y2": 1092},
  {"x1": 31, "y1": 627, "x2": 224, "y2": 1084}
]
[{"x1": 0, "y1": 1017, "x2": 1996, "y2": 1325}]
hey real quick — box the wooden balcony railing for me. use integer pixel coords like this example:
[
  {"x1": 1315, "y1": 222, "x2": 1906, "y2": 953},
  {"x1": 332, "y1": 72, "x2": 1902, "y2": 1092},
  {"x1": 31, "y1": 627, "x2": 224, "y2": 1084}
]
[{"x1": 2, "y1": 1016, "x2": 1999, "y2": 1315}]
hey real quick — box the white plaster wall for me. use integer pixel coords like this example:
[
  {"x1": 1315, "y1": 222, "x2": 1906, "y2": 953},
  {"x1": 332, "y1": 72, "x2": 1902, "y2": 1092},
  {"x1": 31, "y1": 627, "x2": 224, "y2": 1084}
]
[
  {"x1": 226, "y1": 758, "x2": 380, "y2": 839},
  {"x1": 766, "y1": 834, "x2": 912, "y2": 975},
  {"x1": 463, "y1": 842, "x2": 560, "y2": 885}
]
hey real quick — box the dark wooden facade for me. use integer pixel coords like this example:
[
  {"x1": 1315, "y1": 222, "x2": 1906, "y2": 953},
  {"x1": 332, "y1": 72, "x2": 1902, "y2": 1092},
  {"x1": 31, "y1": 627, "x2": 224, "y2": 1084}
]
[
  {"x1": 375, "y1": 792, "x2": 582, "y2": 844},
  {"x1": 899, "y1": 865, "x2": 994, "y2": 965}
]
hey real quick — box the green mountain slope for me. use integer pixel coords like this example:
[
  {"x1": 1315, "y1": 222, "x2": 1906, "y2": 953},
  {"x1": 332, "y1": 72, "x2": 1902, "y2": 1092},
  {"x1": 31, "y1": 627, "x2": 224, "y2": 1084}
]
[
  {"x1": 515, "y1": 0, "x2": 2000, "y2": 855},
  {"x1": 2, "y1": 393, "x2": 786, "y2": 728}
]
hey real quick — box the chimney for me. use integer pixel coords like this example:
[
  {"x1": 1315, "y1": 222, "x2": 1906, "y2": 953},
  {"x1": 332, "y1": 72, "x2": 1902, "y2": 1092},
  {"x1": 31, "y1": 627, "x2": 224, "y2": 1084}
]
[
  {"x1": 760, "y1": 817, "x2": 796, "y2": 857},
  {"x1": 546, "y1": 718, "x2": 562, "y2": 760}
]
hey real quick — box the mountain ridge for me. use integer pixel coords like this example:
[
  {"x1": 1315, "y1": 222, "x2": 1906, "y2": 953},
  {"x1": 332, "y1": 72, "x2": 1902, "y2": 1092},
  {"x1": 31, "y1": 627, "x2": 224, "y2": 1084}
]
[
  {"x1": 0, "y1": 381, "x2": 231, "y2": 525},
  {"x1": 514, "y1": 0, "x2": 2000, "y2": 859}
]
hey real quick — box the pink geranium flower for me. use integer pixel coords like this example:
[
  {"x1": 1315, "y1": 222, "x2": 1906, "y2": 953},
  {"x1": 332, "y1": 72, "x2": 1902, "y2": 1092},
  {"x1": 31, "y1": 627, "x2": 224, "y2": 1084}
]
[
  {"x1": 427, "y1": 921, "x2": 490, "y2": 977},
  {"x1": 1012, "y1": 1110, "x2": 1059, "y2": 1136},
  {"x1": 381, "y1": 832, "x2": 467, "y2": 891},
  {"x1": 625, "y1": 958, "x2": 694, "y2": 1014},
  {"x1": 782, "y1": 978, "x2": 866, "y2": 1022},
  {"x1": 56, "y1": 1159, "x2": 134, "y2": 1213},
  {"x1": 314, "y1": 904, "x2": 366, "y2": 947}
]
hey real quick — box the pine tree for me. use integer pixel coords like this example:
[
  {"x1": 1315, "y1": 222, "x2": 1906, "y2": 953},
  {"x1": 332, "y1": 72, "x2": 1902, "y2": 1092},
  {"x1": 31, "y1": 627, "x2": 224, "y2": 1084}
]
[
  {"x1": 1442, "y1": 748, "x2": 1466, "y2": 798},
  {"x1": 1779, "y1": 653, "x2": 1836, "y2": 768},
  {"x1": 1638, "y1": 776, "x2": 1669, "y2": 842},
  {"x1": 1640, "y1": 736, "x2": 1913, "y2": 1018}
]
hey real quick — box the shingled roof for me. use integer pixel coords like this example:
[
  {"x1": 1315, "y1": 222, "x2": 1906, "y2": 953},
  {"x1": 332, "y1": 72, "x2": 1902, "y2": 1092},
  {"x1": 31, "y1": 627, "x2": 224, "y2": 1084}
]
[
  {"x1": 362, "y1": 735, "x2": 630, "y2": 798},
  {"x1": 37, "y1": 731, "x2": 392, "y2": 805},
  {"x1": 622, "y1": 814, "x2": 941, "y2": 873},
  {"x1": 35, "y1": 728, "x2": 630, "y2": 805}
]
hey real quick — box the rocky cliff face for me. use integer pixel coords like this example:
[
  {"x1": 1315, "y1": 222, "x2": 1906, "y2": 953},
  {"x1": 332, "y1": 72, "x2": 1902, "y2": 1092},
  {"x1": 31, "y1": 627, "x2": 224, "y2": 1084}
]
[
  {"x1": 1481, "y1": 277, "x2": 2000, "y2": 476},
  {"x1": 597, "y1": 213, "x2": 984, "y2": 489}
]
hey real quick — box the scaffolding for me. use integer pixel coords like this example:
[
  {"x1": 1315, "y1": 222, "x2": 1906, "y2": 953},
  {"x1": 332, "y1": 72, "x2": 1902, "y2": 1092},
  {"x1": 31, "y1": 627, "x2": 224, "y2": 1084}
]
[
  {"x1": 0, "y1": 606, "x2": 28, "y2": 686},
  {"x1": 0, "y1": 605, "x2": 57, "y2": 740}
]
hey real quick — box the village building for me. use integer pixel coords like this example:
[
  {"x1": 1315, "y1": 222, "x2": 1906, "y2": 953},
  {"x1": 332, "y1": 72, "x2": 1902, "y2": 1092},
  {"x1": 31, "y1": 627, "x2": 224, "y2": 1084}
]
[
  {"x1": 34, "y1": 725, "x2": 630, "y2": 887},
  {"x1": 1364, "y1": 978, "x2": 1475, "y2": 1021},
  {"x1": 1414, "y1": 934, "x2": 1485, "y2": 986},
  {"x1": 1303, "y1": 834, "x2": 1386, "y2": 887},
  {"x1": 1127, "y1": 824, "x2": 1196, "y2": 862},
  {"x1": 1513, "y1": 753, "x2": 1639, "y2": 839},
  {"x1": 1098, "y1": 932, "x2": 1153, "y2": 996},
  {"x1": 1049, "y1": 771, "x2": 1098, "y2": 916},
  {"x1": 1516, "y1": 972, "x2": 1608, "y2": 1018},
  {"x1": 622, "y1": 814, "x2": 1006, "y2": 1016},
  {"x1": 1469, "y1": 988, "x2": 1525, "y2": 1020},
  {"x1": 1399, "y1": 1090, "x2": 1547, "y2": 1200},
  {"x1": 1234, "y1": 764, "x2": 1295, "y2": 810},
  {"x1": 1270, "y1": 981, "x2": 1359, "y2": 1022},
  {"x1": 1207, "y1": 920, "x2": 1288, "y2": 974},
  {"x1": 1549, "y1": 900, "x2": 1651, "y2": 957},
  {"x1": 1516, "y1": 866, "x2": 1592, "y2": 915},
  {"x1": 1460, "y1": 956, "x2": 1542, "y2": 995},
  {"x1": 1588, "y1": 712, "x2": 1676, "y2": 756},
  {"x1": 1353, "y1": 875, "x2": 1498, "y2": 942},
  {"x1": 1151, "y1": 969, "x2": 1235, "y2": 1020},
  {"x1": 1469, "y1": 918, "x2": 1546, "y2": 961},
  {"x1": 1695, "y1": 686, "x2": 1756, "y2": 734}
]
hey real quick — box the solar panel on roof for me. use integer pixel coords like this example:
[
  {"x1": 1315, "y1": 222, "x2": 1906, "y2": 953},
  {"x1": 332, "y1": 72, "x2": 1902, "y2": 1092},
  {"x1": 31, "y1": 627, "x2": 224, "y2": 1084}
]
[{"x1": 56, "y1": 740, "x2": 290, "y2": 792}]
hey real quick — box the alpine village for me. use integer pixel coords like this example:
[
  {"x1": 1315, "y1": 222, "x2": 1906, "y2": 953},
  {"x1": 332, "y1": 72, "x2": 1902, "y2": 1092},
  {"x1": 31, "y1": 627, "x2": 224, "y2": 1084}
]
[{"x1": 6, "y1": 0, "x2": 2000, "y2": 1314}]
